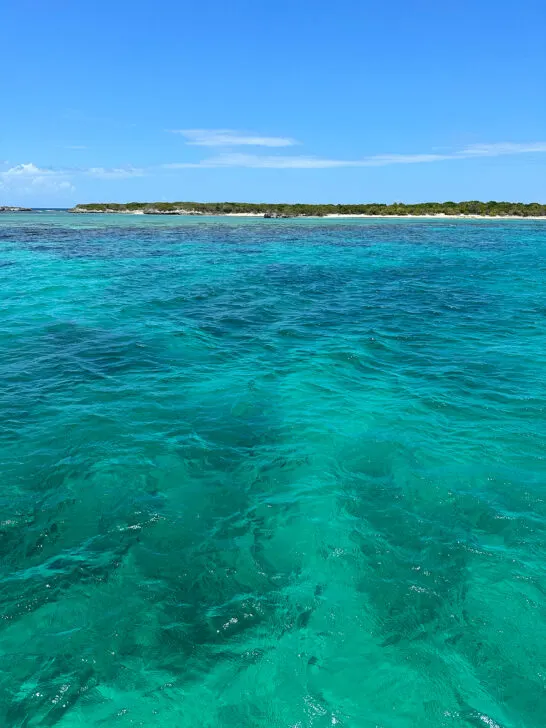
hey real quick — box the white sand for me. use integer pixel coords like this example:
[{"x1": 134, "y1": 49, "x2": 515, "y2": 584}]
[{"x1": 104, "y1": 211, "x2": 545, "y2": 220}]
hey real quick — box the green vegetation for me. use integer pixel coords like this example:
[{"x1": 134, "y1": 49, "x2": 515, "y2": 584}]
[{"x1": 70, "y1": 200, "x2": 546, "y2": 217}]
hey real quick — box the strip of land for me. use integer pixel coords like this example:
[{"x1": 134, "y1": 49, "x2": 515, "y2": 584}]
[{"x1": 69, "y1": 201, "x2": 546, "y2": 218}]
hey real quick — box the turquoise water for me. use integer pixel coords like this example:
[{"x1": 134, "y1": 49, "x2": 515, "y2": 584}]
[{"x1": 1, "y1": 212, "x2": 546, "y2": 727}]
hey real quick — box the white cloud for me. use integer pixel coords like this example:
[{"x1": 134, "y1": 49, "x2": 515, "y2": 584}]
[
  {"x1": 86, "y1": 166, "x2": 144, "y2": 179},
  {"x1": 171, "y1": 129, "x2": 298, "y2": 147},
  {"x1": 0, "y1": 160, "x2": 146, "y2": 202},
  {"x1": 0, "y1": 162, "x2": 144, "y2": 197},
  {"x1": 161, "y1": 141, "x2": 546, "y2": 170},
  {"x1": 0, "y1": 163, "x2": 75, "y2": 195},
  {"x1": 2, "y1": 162, "x2": 60, "y2": 177}
]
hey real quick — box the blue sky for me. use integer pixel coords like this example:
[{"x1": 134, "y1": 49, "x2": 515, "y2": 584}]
[{"x1": 1, "y1": 0, "x2": 545, "y2": 206}]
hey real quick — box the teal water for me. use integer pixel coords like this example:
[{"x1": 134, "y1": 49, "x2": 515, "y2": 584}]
[{"x1": 1, "y1": 212, "x2": 546, "y2": 727}]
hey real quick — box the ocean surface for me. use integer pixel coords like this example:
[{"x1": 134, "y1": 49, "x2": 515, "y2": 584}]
[{"x1": 1, "y1": 211, "x2": 546, "y2": 728}]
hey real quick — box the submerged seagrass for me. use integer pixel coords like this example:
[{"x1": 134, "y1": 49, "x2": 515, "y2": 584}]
[{"x1": 1, "y1": 211, "x2": 546, "y2": 727}]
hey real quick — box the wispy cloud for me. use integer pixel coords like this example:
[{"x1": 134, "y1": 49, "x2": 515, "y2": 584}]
[
  {"x1": 87, "y1": 166, "x2": 144, "y2": 179},
  {"x1": 458, "y1": 142, "x2": 546, "y2": 157},
  {"x1": 170, "y1": 128, "x2": 298, "y2": 147},
  {"x1": 161, "y1": 142, "x2": 546, "y2": 169},
  {"x1": 163, "y1": 154, "x2": 360, "y2": 169},
  {"x1": 3, "y1": 141, "x2": 545, "y2": 200},
  {"x1": 65, "y1": 145, "x2": 87, "y2": 150}
]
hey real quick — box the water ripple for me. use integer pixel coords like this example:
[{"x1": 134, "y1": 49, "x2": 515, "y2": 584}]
[{"x1": 1, "y1": 213, "x2": 546, "y2": 726}]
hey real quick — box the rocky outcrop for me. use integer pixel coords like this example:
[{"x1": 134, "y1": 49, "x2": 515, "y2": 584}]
[
  {"x1": 69, "y1": 206, "x2": 203, "y2": 215},
  {"x1": 69, "y1": 206, "x2": 127, "y2": 214},
  {"x1": 143, "y1": 209, "x2": 204, "y2": 215},
  {"x1": 0, "y1": 206, "x2": 32, "y2": 212}
]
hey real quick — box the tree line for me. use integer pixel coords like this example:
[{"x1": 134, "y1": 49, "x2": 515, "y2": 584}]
[{"x1": 71, "y1": 201, "x2": 546, "y2": 216}]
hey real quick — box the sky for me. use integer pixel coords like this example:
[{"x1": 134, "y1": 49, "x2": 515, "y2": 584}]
[{"x1": 1, "y1": 0, "x2": 545, "y2": 206}]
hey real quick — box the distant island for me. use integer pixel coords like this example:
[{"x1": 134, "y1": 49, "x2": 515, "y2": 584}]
[
  {"x1": 69, "y1": 201, "x2": 546, "y2": 217},
  {"x1": 0, "y1": 206, "x2": 32, "y2": 212}
]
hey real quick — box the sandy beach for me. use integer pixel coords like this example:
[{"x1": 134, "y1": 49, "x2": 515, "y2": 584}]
[{"x1": 70, "y1": 209, "x2": 546, "y2": 220}]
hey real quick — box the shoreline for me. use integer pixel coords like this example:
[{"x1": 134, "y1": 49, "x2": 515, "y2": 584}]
[
  {"x1": 228, "y1": 213, "x2": 546, "y2": 220},
  {"x1": 68, "y1": 210, "x2": 546, "y2": 220}
]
